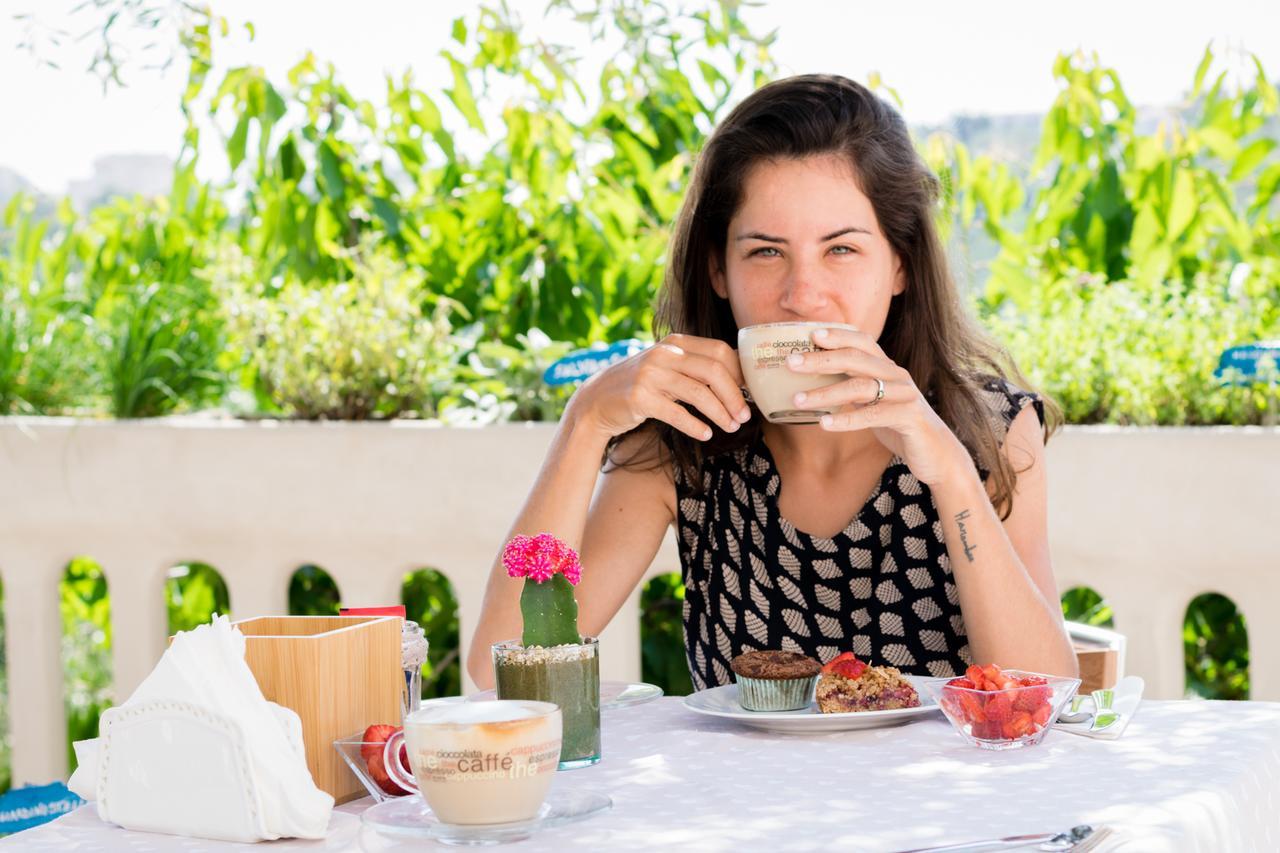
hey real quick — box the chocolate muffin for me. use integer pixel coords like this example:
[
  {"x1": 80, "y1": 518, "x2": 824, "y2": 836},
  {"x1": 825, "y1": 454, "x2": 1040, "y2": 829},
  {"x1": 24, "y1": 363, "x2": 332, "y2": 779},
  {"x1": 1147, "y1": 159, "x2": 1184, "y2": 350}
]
[{"x1": 730, "y1": 650, "x2": 821, "y2": 711}]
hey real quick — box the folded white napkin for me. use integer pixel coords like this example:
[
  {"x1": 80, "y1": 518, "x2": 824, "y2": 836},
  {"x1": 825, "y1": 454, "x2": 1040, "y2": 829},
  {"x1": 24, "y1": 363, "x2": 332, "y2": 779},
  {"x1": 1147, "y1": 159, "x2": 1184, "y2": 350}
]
[
  {"x1": 1054, "y1": 675, "x2": 1145, "y2": 740},
  {"x1": 67, "y1": 615, "x2": 333, "y2": 842}
]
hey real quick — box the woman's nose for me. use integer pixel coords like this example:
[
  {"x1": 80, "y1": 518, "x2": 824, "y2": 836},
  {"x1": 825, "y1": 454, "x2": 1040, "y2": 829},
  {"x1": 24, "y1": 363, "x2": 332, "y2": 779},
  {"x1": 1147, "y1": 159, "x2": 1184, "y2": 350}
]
[{"x1": 778, "y1": 263, "x2": 829, "y2": 315}]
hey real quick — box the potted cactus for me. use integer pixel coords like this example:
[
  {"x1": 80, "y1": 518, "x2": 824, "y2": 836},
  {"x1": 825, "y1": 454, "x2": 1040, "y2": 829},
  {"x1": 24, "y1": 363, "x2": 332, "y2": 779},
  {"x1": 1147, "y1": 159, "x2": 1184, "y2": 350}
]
[{"x1": 491, "y1": 533, "x2": 601, "y2": 769}]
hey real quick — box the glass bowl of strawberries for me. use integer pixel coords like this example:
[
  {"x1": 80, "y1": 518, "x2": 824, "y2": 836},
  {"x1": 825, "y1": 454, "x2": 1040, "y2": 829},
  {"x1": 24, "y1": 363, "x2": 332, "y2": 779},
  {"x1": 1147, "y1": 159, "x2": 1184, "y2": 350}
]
[
  {"x1": 333, "y1": 724, "x2": 415, "y2": 802},
  {"x1": 923, "y1": 664, "x2": 1081, "y2": 751}
]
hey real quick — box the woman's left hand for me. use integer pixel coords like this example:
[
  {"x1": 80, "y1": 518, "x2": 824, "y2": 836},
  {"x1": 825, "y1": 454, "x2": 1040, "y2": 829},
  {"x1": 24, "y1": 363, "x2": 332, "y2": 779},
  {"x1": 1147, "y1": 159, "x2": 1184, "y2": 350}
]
[{"x1": 785, "y1": 326, "x2": 972, "y2": 486}]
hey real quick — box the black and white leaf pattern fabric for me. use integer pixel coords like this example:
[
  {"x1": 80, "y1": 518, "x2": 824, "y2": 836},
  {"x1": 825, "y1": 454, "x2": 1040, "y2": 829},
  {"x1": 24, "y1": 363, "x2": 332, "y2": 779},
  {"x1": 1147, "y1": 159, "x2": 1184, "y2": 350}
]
[{"x1": 673, "y1": 377, "x2": 1043, "y2": 690}]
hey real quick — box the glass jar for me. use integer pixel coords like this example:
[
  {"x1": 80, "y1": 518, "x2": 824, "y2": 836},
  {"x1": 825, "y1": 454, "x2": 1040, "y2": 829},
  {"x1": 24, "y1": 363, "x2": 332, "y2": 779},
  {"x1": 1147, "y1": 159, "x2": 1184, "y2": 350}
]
[
  {"x1": 491, "y1": 637, "x2": 601, "y2": 769},
  {"x1": 401, "y1": 619, "x2": 429, "y2": 720}
]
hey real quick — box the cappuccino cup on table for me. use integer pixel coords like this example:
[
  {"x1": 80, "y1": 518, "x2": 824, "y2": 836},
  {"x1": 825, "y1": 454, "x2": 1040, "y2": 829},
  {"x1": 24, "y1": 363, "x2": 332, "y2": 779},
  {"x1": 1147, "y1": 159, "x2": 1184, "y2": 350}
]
[
  {"x1": 384, "y1": 699, "x2": 562, "y2": 825},
  {"x1": 737, "y1": 321, "x2": 855, "y2": 423}
]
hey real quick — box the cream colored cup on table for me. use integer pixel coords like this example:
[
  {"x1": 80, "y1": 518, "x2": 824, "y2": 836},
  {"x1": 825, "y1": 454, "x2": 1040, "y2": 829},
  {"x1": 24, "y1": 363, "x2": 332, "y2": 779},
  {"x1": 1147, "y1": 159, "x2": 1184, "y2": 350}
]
[
  {"x1": 384, "y1": 698, "x2": 562, "y2": 825},
  {"x1": 737, "y1": 321, "x2": 856, "y2": 423}
]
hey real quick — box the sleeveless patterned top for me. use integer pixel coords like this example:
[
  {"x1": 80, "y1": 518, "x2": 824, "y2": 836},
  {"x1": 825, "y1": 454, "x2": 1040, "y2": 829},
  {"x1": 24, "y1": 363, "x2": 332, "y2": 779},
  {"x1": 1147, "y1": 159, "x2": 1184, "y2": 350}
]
[{"x1": 672, "y1": 378, "x2": 1043, "y2": 690}]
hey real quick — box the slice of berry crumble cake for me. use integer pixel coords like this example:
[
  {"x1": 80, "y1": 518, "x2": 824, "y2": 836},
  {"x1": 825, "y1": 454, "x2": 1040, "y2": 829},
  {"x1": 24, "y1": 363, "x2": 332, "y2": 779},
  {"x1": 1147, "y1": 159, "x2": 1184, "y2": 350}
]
[{"x1": 815, "y1": 652, "x2": 921, "y2": 713}]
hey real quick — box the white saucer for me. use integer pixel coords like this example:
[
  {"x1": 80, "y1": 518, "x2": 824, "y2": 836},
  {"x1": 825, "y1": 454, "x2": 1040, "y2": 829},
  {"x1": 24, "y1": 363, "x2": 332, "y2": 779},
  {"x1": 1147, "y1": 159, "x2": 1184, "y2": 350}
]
[{"x1": 360, "y1": 790, "x2": 611, "y2": 846}]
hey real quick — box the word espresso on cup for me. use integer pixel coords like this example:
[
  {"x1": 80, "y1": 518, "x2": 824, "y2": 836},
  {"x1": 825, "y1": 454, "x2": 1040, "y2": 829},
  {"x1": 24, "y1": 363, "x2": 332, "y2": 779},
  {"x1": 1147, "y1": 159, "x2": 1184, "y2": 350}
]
[
  {"x1": 385, "y1": 699, "x2": 562, "y2": 825},
  {"x1": 738, "y1": 322, "x2": 857, "y2": 423}
]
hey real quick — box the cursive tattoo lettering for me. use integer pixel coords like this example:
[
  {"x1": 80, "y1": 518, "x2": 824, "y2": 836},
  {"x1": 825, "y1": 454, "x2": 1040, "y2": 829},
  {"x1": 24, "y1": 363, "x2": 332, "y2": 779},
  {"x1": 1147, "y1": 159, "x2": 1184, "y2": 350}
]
[{"x1": 954, "y1": 509, "x2": 978, "y2": 562}]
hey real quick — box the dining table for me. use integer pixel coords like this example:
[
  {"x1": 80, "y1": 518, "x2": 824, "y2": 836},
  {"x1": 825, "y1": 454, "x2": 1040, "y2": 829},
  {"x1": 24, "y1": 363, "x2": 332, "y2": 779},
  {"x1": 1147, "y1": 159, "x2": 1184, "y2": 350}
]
[{"x1": 4, "y1": 694, "x2": 1278, "y2": 851}]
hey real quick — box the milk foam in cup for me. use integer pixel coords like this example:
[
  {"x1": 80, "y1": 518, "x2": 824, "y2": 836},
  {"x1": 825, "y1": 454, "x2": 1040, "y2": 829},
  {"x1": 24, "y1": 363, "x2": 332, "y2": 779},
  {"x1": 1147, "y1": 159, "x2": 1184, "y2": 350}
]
[
  {"x1": 384, "y1": 699, "x2": 562, "y2": 825},
  {"x1": 737, "y1": 321, "x2": 856, "y2": 423}
]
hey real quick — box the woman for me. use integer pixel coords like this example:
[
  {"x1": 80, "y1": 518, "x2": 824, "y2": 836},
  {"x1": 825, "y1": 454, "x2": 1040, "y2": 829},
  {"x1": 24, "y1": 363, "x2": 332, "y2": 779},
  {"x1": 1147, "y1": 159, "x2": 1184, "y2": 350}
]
[{"x1": 468, "y1": 74, "x2": 1078, "y2": 690}]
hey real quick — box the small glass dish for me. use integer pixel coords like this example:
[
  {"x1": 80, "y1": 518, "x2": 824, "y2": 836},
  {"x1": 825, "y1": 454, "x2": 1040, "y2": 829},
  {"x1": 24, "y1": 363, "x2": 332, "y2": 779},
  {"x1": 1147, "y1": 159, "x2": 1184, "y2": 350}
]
[
  {"x1": 922, "y1": 670, "x2": 1081, "y2": 751},
  {"x1": 360, "y1": 789, "x2": 612, "y2": 847},
  {"x1": 333, "y1": 733, "x2": 414, "y2": 803}
]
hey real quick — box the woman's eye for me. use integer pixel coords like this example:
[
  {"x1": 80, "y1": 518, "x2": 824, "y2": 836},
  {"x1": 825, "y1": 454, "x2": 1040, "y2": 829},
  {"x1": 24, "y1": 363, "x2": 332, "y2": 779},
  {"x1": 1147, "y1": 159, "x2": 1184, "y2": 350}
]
[
  {"x1": 830, "y1": 245, "x2": 857, "y2": 255},
  {"x1": 749, "y1": 246, "x2": 781, "y2": 257}
]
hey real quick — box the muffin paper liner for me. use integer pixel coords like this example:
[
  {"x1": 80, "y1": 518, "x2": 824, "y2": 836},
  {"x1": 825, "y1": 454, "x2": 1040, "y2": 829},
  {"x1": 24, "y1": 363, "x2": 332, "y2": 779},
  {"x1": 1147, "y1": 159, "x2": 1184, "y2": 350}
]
[{"x1": 735, "y1": 674, "x2": 818, "y2": 711}]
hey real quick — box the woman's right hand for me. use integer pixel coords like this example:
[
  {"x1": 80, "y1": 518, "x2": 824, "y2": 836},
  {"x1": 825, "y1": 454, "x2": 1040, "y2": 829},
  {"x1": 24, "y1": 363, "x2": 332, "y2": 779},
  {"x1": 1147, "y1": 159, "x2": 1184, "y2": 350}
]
[{"x1": 571, "y1": 334, "x2": 753, "y2": 441}]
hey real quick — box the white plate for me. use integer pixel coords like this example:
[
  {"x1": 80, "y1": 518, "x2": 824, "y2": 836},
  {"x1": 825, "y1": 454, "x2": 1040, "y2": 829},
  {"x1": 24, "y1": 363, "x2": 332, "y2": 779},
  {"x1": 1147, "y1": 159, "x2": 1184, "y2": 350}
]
[
  {"x1": 468, "y1": 680, "x2": 663, "y2": 711},
  {"x1": 682, "y1": 675, "x2": 941, "y2": 733}
]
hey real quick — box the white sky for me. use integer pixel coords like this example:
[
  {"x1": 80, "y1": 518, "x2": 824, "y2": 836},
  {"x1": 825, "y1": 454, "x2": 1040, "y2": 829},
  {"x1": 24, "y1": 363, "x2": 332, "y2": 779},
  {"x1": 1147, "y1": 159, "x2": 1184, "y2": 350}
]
[{"x1": 2, "y1": 0, "x2": 1278, "y2": 194}]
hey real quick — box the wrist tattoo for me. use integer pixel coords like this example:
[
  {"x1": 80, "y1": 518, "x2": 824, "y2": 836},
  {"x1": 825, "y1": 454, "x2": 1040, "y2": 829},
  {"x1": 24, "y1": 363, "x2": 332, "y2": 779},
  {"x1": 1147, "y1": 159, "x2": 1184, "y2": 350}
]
[{"x1": 954, "y1": 509, "x2": 978, "y2": 563}]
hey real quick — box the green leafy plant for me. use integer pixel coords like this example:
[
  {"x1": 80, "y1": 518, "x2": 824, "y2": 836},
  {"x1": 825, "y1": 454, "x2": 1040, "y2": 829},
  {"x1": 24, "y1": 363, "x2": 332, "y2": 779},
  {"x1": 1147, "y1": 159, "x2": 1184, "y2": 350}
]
[
  {"x1": 166, "y1": 563, "x2": 231, "y2": 634},
  {"x1": 212, "y1": 244, "x2": 457, "y2": 419},
  {"x1": 1185, "y1": 593, "x2": 1250, "y2": 700},
  {"x1": 438, "y1": 328, "x2": 577, "y2": 425},
  {"x1": 984, "y1": 265, "x2": 1280, "y2": 425},
  {"x1": 0, "y1": 576, "x2": 9, "y2": 793},
  {"x1": 100, "y1": 281, "x2": 224, "y2": 418},
  {"x1": 288, "y1": 565, "x2": 341, "y2": 615},
  {"x1": 0, "y1": 197, "x2": 98, "y2": 415},
  {"x1": 60, "y1": 558, "x2": 114, "y2": 773},
  {"x1": 640, "y1": 572, "x2": 693, "y2": 697},
  {"x1": 402, "y1": 569, "x2": 462, "y2": 698},
  {"x1": 1060, "y1": 586, "x2": 1116, "y2": 628}
]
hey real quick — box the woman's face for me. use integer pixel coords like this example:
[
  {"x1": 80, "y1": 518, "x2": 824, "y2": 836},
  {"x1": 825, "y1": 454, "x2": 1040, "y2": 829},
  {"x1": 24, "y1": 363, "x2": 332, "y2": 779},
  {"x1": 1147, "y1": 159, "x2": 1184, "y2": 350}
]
[{"x1": 710, "y1": 153, "x2": 905, "y2": 339}]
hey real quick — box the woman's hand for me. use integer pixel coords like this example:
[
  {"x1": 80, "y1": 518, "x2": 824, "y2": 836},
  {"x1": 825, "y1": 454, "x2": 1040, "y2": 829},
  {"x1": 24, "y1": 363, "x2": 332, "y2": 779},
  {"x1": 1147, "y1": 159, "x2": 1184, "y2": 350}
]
[
  {"x1": 571, "y1": 334, "x2": 753, "y2": 442},
  {"x1": 784, "y1": 326, "x2": 972, "y2": 485}
]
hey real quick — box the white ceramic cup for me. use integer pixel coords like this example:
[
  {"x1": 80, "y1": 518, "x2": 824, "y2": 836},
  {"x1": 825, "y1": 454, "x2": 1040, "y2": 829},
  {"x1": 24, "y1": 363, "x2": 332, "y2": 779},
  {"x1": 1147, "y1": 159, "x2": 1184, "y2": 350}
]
[
  {"x1": 737, "y1": 321, "x2": 857, "y2": 423},
  {"x1": 384, "y1": 698, "x2": 562, "y2": 825}
]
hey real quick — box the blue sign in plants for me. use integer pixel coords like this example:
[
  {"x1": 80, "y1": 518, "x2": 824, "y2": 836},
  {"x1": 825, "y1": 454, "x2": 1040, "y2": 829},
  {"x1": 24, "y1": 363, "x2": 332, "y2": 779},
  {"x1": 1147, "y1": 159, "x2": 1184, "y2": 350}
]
[
  {"x1": 1215, "y1": 342, "x2": 1280, "y2": 384},
  {"x1": 543, "y1": 339, "x2": 651, "y2": 386}
]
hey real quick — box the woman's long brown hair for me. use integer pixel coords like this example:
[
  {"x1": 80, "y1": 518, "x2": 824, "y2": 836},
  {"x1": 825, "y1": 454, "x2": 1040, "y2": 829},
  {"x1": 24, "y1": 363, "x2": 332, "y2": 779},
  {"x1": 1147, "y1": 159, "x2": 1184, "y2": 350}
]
[{"x1": 608, "y1": 74, "x2": 1059, "y2": 519}]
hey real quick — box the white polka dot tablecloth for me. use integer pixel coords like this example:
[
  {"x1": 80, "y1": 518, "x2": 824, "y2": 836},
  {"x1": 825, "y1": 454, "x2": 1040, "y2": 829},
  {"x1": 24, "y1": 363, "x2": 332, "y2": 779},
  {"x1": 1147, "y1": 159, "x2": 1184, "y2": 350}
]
[{"x1": 5, "y1": 698, "x2": 1279, "y2": 851}]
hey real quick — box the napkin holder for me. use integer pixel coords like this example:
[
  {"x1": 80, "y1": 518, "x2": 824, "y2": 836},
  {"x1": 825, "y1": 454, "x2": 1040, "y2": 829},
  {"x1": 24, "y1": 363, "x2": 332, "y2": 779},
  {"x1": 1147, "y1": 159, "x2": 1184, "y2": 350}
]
[
  {"x1": 232, "y1": 615, "x2": 402, "y2": 804},
  {"x1": 95, "y1": 699, "x2": 299, "y2": 843}
]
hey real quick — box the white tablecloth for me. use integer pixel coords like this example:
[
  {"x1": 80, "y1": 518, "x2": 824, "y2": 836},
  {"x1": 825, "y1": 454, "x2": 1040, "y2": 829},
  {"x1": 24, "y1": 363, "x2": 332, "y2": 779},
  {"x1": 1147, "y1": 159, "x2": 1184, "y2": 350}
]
[{"x1": 6, "y1": 698, "x2": 1279, "y2": 851}]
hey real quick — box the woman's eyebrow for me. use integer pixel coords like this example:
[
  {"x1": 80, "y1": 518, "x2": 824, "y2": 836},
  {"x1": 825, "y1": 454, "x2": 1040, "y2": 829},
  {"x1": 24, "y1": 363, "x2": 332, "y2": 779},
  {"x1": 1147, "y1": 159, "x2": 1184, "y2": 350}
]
[{"x1": 735, "y1": 225, "x2": 872, "y2": 243}]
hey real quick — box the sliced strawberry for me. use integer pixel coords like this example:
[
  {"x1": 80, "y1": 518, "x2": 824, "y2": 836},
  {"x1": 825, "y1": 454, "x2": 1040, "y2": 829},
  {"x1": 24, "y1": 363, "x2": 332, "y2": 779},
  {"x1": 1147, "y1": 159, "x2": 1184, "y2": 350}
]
[
  {"x1": 831, "y1": 658, "x2": 867, "y2": 680},
  {"x1": 1032, "y1": 703, "x2": 1053, "y2": 727},
  {"x1": 983, "y1": 693, "x2": 1013, "y2": 723},
  {"x1": 821, "y1": 652, "x2": 866, "y2": 679},
  {"x1": 971, "y1": 720, "x2": 1001, "y2": 740},
  {"x1": 1013, "y1": 684, "x2": 1052, "y2": 713},
  {"x1": 361, "y1": 724, "x2": 399, "y2": 761},
  {"x1": 1009, "y1": 711, "x2": 1034, "y2": 738},
  {"x1": 965, "y1": 664, "x2": 985, "y2": 685},
  {"x1": 947, "y1": 677, "x2": 976, "y2": 690},
  {"x1": 958, "y1": 692, "x2": 987, "y2": 723},
  {"x1": 940, "y1": 692, "x2": 964, "y2": 720},
  {"x1": 361, "y1": 724, "x2": 404, "y2": 796},
  {"x1": 367, "y1": 757, "x2": 400, "y2": 795}
]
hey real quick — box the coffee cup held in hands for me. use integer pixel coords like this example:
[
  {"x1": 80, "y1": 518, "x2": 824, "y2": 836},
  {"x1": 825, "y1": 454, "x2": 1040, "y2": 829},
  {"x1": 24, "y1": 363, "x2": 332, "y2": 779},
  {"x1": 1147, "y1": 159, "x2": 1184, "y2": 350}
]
[
  {"x1": 383, "y1": 699, "x2": 562, "y2": 825},
  {"x1": 737, "y1": 321, "x2": 856, "y2": 423}
]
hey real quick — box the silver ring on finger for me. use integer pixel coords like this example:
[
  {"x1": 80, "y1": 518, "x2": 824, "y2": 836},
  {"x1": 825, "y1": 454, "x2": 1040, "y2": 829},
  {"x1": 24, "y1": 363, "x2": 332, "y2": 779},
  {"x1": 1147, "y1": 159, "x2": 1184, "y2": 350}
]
[{"x1": 869, "y1": 377, "x2": 885, "y2": 406}]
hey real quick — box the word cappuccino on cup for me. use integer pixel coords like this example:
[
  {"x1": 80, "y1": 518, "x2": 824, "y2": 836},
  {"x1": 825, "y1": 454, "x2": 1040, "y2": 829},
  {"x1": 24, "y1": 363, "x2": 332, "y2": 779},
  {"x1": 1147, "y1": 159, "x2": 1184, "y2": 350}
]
[
  {"x1": 737, "y1": 321, "x2": 856, "y2": 423},
  {"x1": 384, "y1": 698, "x2": 562, "y2": 825}
]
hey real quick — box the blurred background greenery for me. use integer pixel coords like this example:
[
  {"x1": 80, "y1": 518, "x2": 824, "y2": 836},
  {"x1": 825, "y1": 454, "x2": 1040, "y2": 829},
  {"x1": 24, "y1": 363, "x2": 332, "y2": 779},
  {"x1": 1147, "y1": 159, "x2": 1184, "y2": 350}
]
[{"x1": 0, "y1": 0, "x2": 1275, "y2": 791}]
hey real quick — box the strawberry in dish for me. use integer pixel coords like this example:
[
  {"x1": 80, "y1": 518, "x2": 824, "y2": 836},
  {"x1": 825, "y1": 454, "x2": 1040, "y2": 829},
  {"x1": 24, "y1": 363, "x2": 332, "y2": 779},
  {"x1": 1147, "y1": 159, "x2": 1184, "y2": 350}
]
[{"x1": 815, "y1": 652, "x2": 921, "y2": 713}]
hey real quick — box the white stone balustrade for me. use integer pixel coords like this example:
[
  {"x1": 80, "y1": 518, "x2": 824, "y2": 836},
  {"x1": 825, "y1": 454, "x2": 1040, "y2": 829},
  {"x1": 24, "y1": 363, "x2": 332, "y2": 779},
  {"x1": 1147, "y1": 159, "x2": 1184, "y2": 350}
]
[{"x1": 2, "y1": 418, "x2": 1277, "y2": 785}]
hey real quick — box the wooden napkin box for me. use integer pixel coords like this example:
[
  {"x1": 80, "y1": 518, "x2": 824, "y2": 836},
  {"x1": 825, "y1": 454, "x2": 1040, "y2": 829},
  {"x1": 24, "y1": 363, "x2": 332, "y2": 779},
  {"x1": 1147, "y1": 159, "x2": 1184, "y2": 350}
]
[
  {"x1": 1073, "y1": 645, "x2": 1120, "y2": 694},
  {"x1": 233, "y1": 615, "x2": 402, "y2": 804}
]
